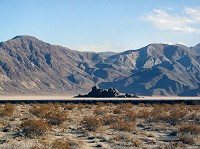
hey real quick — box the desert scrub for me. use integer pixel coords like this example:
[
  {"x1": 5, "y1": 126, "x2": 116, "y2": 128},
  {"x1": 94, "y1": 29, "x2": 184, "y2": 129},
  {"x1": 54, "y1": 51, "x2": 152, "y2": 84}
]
[
  {"x1": 179, "y1": 134, "x2": 195, "y2": 145},
  {"x1": 20, "y1": 119, "x2": 51, "y2": 138},
  {"x1": 136, "y1": 108, "x2": 151, "y2": 119},
  {"x1": 51, "y1": 139, "x2": 71, "y2": 149},
  {"x1": 76, "y1": 103, "x2": 87, "y2": 109},
  {"x1": 44, "y1": 110, "x2": 68, "y2": 125},
  {"x1": 94, "y1": 107, "x2": 109, "y2": 115},
  {"x1": 111, "y1": 121, "x2": 135, "y2": 131},
  {"x1": 111, "y1": 133, "x2": 142, "y2": 147},
  {"x1": 81, "y1": 116, "x2": 101, "y2": 131},
  {"x1": 187, "y1": 111, "x2": 200, "y2": 123},
  {"x1": 147, "y1": 107, "x2": 168, "y2": 123},
  {"x1": 124, "y1": 110, "x2": 136, "y2": 122},
  {"x1": 113, "y1": 107, "x2": 123, "y2": 114},
  {"x1": 101, "y1": 115, "x2": 121, "y2": 125},
  {"x1": 29, "y1": 104, "x2": 51, "y2": 118},
  {"x1": 113, "y1": 103, "x2": 133, "y2": 114},
  {"x1": 179, "y1": 123, "x2": 200, "y2": 135},
  {"x1": 63, "y1": 103, "x2": 77, "y2": 110},
  {"x1": 31, "y1": 139, "x2": 79, "y2": 149},
  {"x1": 167, "y1": 109, "x2": 189, "y2": 125},
  {"x1": 96, "y1": 102, "x2": 105, "y2": 107},
  {"x1": 29, "y1": 104, "x2": 68, "y2": 125},
  {"x1": 178, "y1": 123, "x2": 200, "y2": 145},
  {"x1": 119, "y1": 103, "x2": 133, "y2": 110},
  {"x1": 0, "y1": 103, "x2": 15, "y2": 117}
]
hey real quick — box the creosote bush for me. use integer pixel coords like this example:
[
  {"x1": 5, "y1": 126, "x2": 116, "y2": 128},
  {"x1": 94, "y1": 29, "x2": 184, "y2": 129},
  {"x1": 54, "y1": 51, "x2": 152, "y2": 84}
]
[
  {"x1": 29, "y1": 104, "x2": 50, "y2": 118},
  {"x1": 81, "y1": 116, "x2": 101, "y2": 131},
  {"x1": 94, "y1": 107, "x2": 109, "y2": 115},
  {"x1": 113, "y1": 107, "x2": 123, "y2": 114},
  {"x1": 136, "y1": 109, "x2": 151, "y2": 119},
  {"x1": 179, "y1": 123, "x2": 200, "y2": 135},
  {"x1": 51, "y1": 139, "x2": 71, "y2": 149},
  {"x1": 111, "y1": 121, "x2": 135, "y2": 131},
  {"x1": 21, "y1": 119, "x2": 51, "y2": 138},
  {"x1": 119, "y1": 103, "x2": 133, "y2": 110},
  {"x1": 167, "y1": 109, "x2": 188, "y2": 125},
  {"x1": 44, "y1": 110, "x2": 68, "y2": 125},
  {"x1": 29, "y1": 104, "x2": 68, "y2": 125},
  {"x1": 124, "y1": 110, "x2": 136, "y2": 122},
  {"x1": 0, "y1": 103, "x2": 14, "y2": 117},
  {"x1": 178, "y1": 123, "x2": 200, "y2": 145},
  {"x1": 63, "y1": 103, "x2": 76, "y2": 110},
  {"x1": 102, "y1": 115, "x2": 121, "y2": 125},
  {"x1": 179, "y1": 134, "x2": 195, "y2": 145},
  {"x1": 113, "y1": 103, "x2": 133, "y2": 114}
]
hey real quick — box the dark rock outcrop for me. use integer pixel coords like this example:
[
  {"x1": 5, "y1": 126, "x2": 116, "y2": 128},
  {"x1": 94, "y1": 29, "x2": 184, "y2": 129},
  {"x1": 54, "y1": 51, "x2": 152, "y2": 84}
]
[{"x1": 74, "y1": 86, "x2": 138, "y2": 98}]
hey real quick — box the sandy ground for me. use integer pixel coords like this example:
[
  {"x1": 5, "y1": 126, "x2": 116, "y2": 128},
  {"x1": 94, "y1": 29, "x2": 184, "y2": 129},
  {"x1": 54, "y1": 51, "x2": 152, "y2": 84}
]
[{"x1": 0, "y1": 95, "x2": 200, "y2": 100}]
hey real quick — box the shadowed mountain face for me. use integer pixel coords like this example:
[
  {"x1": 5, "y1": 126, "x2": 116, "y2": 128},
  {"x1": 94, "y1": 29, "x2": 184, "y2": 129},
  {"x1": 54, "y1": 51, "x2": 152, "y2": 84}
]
[{"x1": 0, "y1": 36, "x2": 199, "y2": 96}]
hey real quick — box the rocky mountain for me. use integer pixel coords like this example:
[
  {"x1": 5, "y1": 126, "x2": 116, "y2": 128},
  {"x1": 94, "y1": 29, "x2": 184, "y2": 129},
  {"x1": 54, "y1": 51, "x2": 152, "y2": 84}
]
[
  {"x1": 193, "y1": 43, "x2": 200, "y2": 54},
  {"x1": 100, "y1": 44, "x2": 200, "y2": 96},
  {"x1": 0, "y1": 35, "x2": 199, "y2": 96}
]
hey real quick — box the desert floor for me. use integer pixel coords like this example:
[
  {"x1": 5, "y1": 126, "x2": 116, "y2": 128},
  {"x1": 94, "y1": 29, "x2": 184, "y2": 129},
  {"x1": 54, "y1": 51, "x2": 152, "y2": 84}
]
[{"x1": 0, "y1": 101, "x2": 200, "y2": 149}]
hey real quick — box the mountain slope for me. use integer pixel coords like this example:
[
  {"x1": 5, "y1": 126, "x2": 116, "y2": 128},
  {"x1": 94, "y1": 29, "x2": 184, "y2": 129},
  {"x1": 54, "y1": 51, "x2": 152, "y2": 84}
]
[
  {"x1": 100, "y1": 44, "x2": 200, "y2": 96},
  {"x1": 0, "y1": 36, "x2": 199, "y2": 96},
  {"x1": 100, "y1": 61, "x2": 200, "y2": 96},
  {"x1": 0, "y1": 36, "x2": 129, "y2": 94},
  {"x1": 0, "y1": 36, "x2": 90, "y2": 94}
]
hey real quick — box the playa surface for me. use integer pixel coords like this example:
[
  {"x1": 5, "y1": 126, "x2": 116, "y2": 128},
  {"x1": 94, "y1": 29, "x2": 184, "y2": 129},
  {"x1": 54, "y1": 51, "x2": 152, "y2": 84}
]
[{"x1": 0, "y1": 95, "x2": 200, "y2": 100}]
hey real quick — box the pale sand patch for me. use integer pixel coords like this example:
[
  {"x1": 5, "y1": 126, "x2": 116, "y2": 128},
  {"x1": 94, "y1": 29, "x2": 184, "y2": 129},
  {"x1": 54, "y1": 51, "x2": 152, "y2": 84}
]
[
  {"x1": 0, "y1": 95, "x2": 74, "y2": 100},
  {"x1": 140, "y1": 96, "x2": 200, "y2": 100}
]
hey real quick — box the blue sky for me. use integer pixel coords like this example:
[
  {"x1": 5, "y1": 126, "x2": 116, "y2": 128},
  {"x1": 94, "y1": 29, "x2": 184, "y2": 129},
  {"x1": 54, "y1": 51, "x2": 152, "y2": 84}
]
[{"x1": 1, "y1": 0, "x2": 200, "y2": 52}]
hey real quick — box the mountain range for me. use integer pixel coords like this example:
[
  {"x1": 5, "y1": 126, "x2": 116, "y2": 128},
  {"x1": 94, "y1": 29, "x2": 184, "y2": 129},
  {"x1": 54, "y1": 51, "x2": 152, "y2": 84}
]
[{"x1": 0, "y1": 35, "x2": 199, "y2": 96}]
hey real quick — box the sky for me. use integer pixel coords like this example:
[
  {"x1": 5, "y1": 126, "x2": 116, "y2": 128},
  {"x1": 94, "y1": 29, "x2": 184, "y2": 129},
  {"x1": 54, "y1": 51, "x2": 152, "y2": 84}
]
[{"x1": 1, "y1": 0, "x2": 200, "y2": 52}]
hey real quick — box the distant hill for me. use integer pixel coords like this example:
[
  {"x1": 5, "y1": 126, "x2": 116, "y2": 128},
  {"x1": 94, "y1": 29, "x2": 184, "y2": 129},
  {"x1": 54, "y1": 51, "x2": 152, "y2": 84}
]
[{"x1": 0, "y1": 35, "x2": 199, "y2": 96}]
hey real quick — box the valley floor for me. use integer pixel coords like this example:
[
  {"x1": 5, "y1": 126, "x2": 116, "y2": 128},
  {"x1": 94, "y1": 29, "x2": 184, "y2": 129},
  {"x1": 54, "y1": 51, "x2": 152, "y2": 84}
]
[{"x1": 0, "y1": 101, "x2": 200, "y2": 148}]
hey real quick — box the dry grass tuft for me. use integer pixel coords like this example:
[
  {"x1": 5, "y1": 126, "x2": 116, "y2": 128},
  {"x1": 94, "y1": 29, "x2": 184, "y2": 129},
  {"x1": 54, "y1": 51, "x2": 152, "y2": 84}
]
[{"x1": 21, "y1": 119, "x2": 51, "y2": 138}]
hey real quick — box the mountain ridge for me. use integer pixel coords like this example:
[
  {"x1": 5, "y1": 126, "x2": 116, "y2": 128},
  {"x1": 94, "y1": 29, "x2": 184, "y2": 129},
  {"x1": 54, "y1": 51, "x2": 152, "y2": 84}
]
[{"x1": 0, "y1": 35, "x2": 199, "y2": 96}]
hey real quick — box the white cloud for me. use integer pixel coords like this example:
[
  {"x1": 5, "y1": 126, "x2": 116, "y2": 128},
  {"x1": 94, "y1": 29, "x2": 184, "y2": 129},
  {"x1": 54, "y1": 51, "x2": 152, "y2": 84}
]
[
  {"x1": 142, "y1": 7, "x2": 200, "y2": 33},
  {"x1": 184, "y1": 7, "x2": 200, "y2": 23}
]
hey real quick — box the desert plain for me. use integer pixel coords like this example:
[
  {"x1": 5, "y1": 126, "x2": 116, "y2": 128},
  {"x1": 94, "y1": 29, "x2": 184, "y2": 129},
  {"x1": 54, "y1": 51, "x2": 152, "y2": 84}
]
[{"x1": 0, "y1": 96, "x2": 200, "y2": 149}]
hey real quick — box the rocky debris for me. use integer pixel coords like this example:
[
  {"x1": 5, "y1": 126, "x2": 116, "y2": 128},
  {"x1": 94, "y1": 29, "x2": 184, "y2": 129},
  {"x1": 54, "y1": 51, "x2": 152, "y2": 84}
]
[{"x1": 74, "y1": 86, "x2": 138, "y2": 98}]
